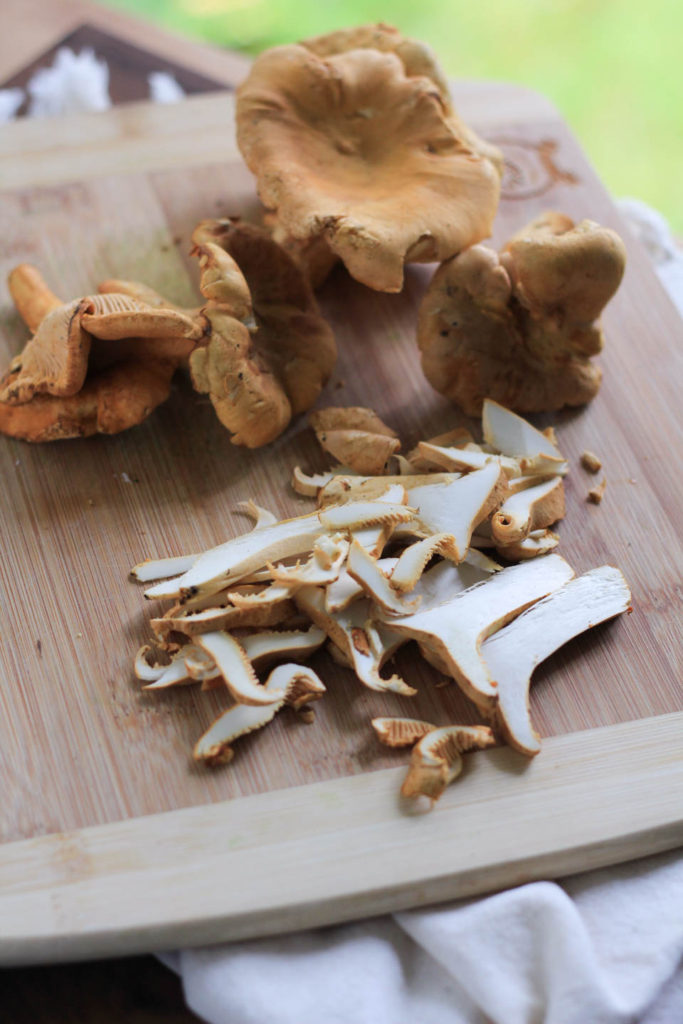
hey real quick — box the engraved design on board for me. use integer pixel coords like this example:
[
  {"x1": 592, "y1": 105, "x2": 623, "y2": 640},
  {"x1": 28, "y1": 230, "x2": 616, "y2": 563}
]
[{"x1": 489, "y1": 137, "x2": 579, "y2": 200}]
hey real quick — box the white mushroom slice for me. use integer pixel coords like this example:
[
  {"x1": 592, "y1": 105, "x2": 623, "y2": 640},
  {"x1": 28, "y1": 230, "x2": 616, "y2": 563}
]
[
  {"x1": 401, "y1": 725, "x2": 496, "y2": 802},
  {"x1": 236, "y1": 499, "x2": 279, "y2": 530},
  {"x1": 144, "y1": 511, "x2": 324, "y2": 600},
  {"x1": 319, "y1": 500, "x2": 413, "y2": 531},
  {"x1": 268, "y1": 535, "x2": 349, "y2": 586},
  {"x1": 195, "y1": 631, "x2": 285, "y2": 706},
  {"x1": 464, "y1": 548, "x2": 503, "y2": 573},
  {"x1": 134, "y1": 643, "x2": 173, "y2": 682},
  {"x1": 324, "y1": 558, "x2": 397, "y2": 613},
  {"x1": 519, "y1": 454, "x2": 569, "y2": 477},
  {"x1": 295, "y1": 586, "x2": 416, "y2": 696},
  {"x1": 131, "y1": 554, "x2": 199, "y2": 583},
  {"x1": 184, "y1": 645, "x2": 220, "y2": 681},
  {"x1": 482, "y1": 399, "x2": 562, "y2": 459},
  {"x1": 390, "y1": 534, "x2": 460, "y2": 593},
  {"x1": 483, "y1": 566, "x2": 632, "y2": 755},
  {"x1": 404, "y1": 464, "x2": 507, "y2": 561},
  {"x1": 143, "y1": 657, "x2": 198, "y2": 690},
  {"x1": 227, "y1": 583, "x2": 296, "y2": 607},
  {"x1": 407, "y1": 427, "x2": 474, "y2": 468},
  {"x1": 240, "y1": 626, "x2": 326, "y2": 666},
  {"x1": 269, "y1": 663, "x2": 327, "y2": 710},
  {"x1": 372, "y1": 717, "x2": 436, "y2": 747},
  {"x1": 291, "y1": 466, "x2": 336, "y2": 496},
  {"x1": 417, "y1": 442, "x2": 520, "y2": 478},
  {"x1": 496, "y1": 529, "x2": 560, "y2": 561},
  {"x1": 318, "y1": 474, "x2": 452, "y2": 506},
  {"x1": 412, "y1": 559, "x2": 492, "y2": 611},
  {"x1": 383, "y1": 554, "x2": 575, "y2": 708},
  {"x1": 151, "y1": 597, "x2": 294, "y2": 637},
  {"x1": 347, "y1": 539, "x2": 420, "y2": 615},
  {"x1": 491, "y1": 477, "x2": 565, "y2": 545},
  {"x1": 193, "y1": 663, "x2": 326, "y2": 765},
  {"x1": 145, "y1": 501, "x2": 412, "y2": 601}
]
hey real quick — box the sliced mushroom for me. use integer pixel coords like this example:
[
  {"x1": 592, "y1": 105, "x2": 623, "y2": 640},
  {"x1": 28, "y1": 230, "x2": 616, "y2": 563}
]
[
  {"x1": 194, "y1": 631, "x2": 286, "y2": 706},
  {"x1": 130, "y1": 554, "x2": 199, "y2": 584},
  {"x1": 310, "y1": 406, "x2": 400, "y2": 475},
  {"x1": 372, "y1": 717, "x2": 435, "y2": 748},
  {"x1": 491, "y1": 477, "x2": 565, "y2": 546},
  {"x1": 294, "y1": 585, "x2": 414, "y2": 695},
  {"x1": 318, "y1": 473, "x2": 454, "y2": 506},
  {"x1": 416, "y1": 441, "x2": 520, "y2": 478},
  {"x1": 193, "y1": 663, "x2": 325, "y2": 765},
  {"x1": 404, "y1": 463, "x2": 508, "y2": 560},
  {"x1": 496, "y1": 529, "x2": 559, "y2": 561},
  {"x1": 401, "y1": 725, "x2": 496, "y2": 801},
  {"x1": 482, "y1": 399, "x2": 562, "y2": 460},
  {"x1": 383, "y1": 554, "x2": 575, "y2": 708},
  {"x1": 291, "y1": 466, "x2": 337, "y2": 497},
  {"x1": 483, "y1": 566, "x2": 631, "y2": 755},
  {"x1": 240, "y1": 626, "x2": 326, "y2": 666},
  {"x1": 346, "y1": 538, "x2": 421, "y2": 615}
]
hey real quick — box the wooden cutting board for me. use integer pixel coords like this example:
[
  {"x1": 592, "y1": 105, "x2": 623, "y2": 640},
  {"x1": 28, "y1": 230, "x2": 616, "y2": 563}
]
[{"x1": 0, "y1": 86, "x2": 681, "y2": 966}]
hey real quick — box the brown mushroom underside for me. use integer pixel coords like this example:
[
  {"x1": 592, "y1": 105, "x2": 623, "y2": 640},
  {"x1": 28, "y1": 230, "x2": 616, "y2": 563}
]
[{"x1": 189, "y1": 220, "x2": 337, "y2": 440}]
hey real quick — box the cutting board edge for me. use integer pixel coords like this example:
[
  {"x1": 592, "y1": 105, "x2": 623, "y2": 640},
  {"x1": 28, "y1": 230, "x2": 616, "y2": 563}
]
[{"x1": 1, "y1": 710, "x2": 681, "y2": 966}]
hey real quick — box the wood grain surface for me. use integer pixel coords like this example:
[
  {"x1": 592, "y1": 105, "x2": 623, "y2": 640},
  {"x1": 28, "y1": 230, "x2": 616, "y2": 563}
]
[{"x1": 0, "y1": 90, "x2": 681, "y2": 851}]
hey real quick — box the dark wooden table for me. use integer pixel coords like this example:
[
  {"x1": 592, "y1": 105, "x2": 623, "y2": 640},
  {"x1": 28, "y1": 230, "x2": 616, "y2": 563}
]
[{"x1": 0, "y1": 1, "x2": 248, "y2": 1018}]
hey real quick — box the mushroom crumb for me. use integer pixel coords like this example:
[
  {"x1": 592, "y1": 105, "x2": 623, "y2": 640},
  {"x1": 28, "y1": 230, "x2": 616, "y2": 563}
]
[
  {"x1": 587, "y1": 478, "x2": 607, "y2": 504},
  {"x1": 129, "y1": 400, "x2": 630, "y2": 808},
  {"x1": 581, "y1": 450, "x2": 603, "y2": 473}
]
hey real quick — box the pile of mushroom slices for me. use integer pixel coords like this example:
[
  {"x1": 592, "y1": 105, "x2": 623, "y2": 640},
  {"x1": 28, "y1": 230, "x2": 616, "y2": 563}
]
[{"x1": 132, "y1": 399, "x2": 631, "y2": 805}]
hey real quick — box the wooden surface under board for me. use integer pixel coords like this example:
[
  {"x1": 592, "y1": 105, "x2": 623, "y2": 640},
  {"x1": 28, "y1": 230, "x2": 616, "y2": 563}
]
[{"x1": 0, "y1": 86, "x2": 681, "y2": 960}]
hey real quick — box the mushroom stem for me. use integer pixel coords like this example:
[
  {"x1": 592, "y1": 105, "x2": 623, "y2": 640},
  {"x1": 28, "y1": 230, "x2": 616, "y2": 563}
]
[
  {"x1": 483, "y1": 566, "x2": 631, "y2": 755},
  {"x1": 8, "y1": 264, "x2": 63, "y2": 331}
]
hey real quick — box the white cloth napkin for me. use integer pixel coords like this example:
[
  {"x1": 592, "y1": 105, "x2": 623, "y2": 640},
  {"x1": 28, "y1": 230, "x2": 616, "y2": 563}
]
[{"x1": 159, "y1": 204, "x2": 683, "y2": 1024}]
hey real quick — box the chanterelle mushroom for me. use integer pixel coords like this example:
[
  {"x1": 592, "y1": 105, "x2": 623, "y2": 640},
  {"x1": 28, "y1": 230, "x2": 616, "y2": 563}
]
[
  {"x1": 418, "y1": 212, "x2": 626, "y2": 415},
  {"x1": 188, "y1": 219, "x2": 337, "y2": 446},
  {"x1": 236, "y1": 31, "x2": 501, "y2": 293},
  {"x1": 0, "y1": 264, "x2": 200, "y2": 441}
]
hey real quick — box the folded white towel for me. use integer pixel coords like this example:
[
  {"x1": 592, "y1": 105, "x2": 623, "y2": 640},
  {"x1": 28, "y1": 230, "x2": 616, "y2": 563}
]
[{"x1": 159, "y1": 847, "x2": 683, "y2": 1024}]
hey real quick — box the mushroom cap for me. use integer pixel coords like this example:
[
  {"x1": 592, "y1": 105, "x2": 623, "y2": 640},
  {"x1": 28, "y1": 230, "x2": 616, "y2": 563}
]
[
  {"x1": 236, "y1": 44, "x2": 501, "y2": 293},
  {"x1": 0, "y1": 357, "x2": 176, "y2": 442},
  {"x1": 417, "y1": 212, "x2": 626, "y2": 415},
  {"x1": 0, "y1": 297, "x2": 92, "y2": 404},
  {"x1": 189, "y1": 220, "x2": 337, "y2": 443},
  {"x1": 301, "y1": 24, "x2": 503, "y2": 174}
]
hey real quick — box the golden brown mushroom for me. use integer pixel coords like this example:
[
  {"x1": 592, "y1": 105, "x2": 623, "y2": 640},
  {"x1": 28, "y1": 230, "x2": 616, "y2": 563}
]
[
  {"x1": 309, "y1": 405, "x2": 400, "y2": 475},
  {"x1": 0, "y1": 265, "x2": 202, "y2": 442},
  {"x1": 188, "y1": 218, "x2": 337, "y2": 446},
  {"x1": 418, "y1": 212, "x2": 627, "y2": 415},
  {"x1": 236, "y1": 32, "x2": 501, "y2": 293}
]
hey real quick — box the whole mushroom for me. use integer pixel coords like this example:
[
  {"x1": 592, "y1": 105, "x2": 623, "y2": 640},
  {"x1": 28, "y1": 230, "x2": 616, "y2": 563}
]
[
  {"x1": 417, "y1": 212, "x2": 627, "y2": 415},
  {"x1": 236, "y1": 26, "x2": 502, "y2": 293}
]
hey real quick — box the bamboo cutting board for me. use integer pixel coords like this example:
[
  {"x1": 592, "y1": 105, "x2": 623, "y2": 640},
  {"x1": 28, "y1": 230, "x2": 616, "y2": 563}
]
[{"x1": 0, "y1": 86, "x2": 681, "y2": 965}]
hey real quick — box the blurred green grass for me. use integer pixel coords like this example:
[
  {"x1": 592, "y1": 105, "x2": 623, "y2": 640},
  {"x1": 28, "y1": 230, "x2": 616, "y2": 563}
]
[{"x1": 110, "y1": 0, "x2": 682, "y2": 232}]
